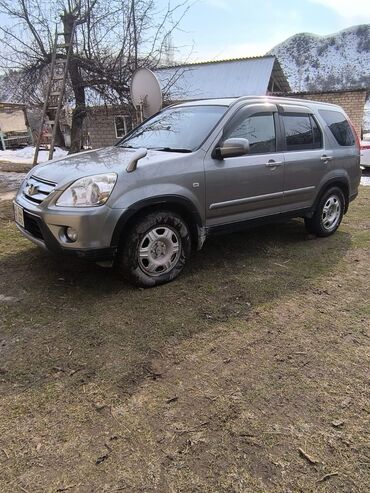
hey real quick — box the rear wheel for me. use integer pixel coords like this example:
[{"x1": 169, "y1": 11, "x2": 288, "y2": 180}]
[
  {"x1": 117, "y1": 210, "x2": 191, "y2": 287},
  {"x1": 305, "y1": 187, "x2": 345, "y2": 237}
]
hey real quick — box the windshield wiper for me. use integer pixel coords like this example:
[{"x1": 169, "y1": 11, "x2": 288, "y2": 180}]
[{"x1": 153, "y1": 147, "x2": 192, "y2": 153}]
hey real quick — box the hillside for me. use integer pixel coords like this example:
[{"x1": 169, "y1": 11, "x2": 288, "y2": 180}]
[{"x1": 268, "y1": 25, "x2": 370, "y2": 93}]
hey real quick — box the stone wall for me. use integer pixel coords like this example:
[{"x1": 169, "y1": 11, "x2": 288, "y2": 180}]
[{"x1": 278, "y1": 89, "x2": 367, "y2": 138}]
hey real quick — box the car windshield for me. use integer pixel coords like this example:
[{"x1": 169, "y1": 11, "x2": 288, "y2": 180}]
[{"x1": 118, "y1": 105, "x2": 227, "y2": 152}]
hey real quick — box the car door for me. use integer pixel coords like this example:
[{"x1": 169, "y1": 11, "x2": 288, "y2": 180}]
[
  {"x1": 278, "y1": 106, "x2": 325, "y2": 212},
  {"x1": 204, "y1": 103, "x2": 285, "y2": 228}
]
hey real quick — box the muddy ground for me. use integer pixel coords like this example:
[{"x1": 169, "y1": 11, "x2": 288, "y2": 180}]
[{"x1": 0, "y1": 168, "x2": 369, "y2": 492}]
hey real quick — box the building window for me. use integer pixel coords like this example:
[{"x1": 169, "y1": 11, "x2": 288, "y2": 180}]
[{"x1": 115, "y1": 116, "x2": 132, "y2": 138}]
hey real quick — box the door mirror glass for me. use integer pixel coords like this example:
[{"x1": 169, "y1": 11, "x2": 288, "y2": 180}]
[{"x1": 216, "y1": 138, "x2": 250, "y2": 159}]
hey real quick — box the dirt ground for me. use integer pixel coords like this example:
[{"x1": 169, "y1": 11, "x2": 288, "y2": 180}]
[{"x1": 0, "y1": 172, "x2": 369, "y2": 492}]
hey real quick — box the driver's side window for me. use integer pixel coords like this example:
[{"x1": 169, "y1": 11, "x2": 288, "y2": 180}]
[{"x1": 224, "y1": 112, "x2": 276, "y2": 154}]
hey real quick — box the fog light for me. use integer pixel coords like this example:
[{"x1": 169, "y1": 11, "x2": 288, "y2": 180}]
[{"x1": 66, "y1": 227, "x2": 78, "y2": 242}]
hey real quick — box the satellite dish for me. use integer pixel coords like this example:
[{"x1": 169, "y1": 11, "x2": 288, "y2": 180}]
[{"x1": 130, "y1": 68, "x2": 162, "y2": 119}]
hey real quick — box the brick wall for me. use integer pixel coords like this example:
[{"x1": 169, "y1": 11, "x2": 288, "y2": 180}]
[
  {"x1": 86, "y1": 105, "x2": 132, "y2": 149},
  {"x1": 278, "y1": 89, "x2": 367, "y2": 137},
  {"x1": 86, "y1": 89, "x2": 368, "y2": 148}
]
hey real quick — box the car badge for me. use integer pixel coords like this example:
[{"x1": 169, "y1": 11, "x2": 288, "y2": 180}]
[{"x1": 26, "y1": 183, "x2": 39, "y2": 196}]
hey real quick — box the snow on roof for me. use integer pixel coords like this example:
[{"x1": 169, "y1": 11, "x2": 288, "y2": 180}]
[{"x1": 154, "y1": 56, "x2": 290, "y2": 100}]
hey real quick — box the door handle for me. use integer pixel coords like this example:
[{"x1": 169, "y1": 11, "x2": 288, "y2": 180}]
[
  {"x1": 265, "y1": 160, "x2": 283, "y2": 168},
  {"x1": 321, "y1": 155, "x2": 333, "y2": 162}
]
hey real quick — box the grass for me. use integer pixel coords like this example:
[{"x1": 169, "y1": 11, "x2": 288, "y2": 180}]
[{"x1": 0, "y1": 188, "x2": 369, "y2": 492}]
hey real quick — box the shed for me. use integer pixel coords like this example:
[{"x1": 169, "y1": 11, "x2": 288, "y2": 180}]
[{"x1": 0, "y1": 102, "x2": 33, "y2": 150}]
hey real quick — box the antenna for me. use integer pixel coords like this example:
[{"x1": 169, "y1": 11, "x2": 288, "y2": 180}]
[{"x1": 130, "y1": 68, "x2": 162, "y2": 123}]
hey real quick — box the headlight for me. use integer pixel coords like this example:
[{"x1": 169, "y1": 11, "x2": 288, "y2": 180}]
[{"x1": 56, "y1": 173, "x2": 117, "y2": 207}]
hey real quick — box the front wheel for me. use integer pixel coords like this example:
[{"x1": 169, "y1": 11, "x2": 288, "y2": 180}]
[
  {"x1": 305, "y1": 187, "x2": 345, "y2": 237},
  {"x1": 117, "y1": 210, "x2": 191, "y2": 287}
]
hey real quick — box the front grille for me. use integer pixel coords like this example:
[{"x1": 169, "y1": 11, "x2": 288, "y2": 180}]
[
  {"x1": 23, "y1": 176, "x2": 56, "y2": 204},
  {"x1": 23, "y1": 211, "x2": 43, "y2": 240}
]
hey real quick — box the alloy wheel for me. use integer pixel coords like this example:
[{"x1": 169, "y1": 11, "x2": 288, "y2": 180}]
[
  {"x1": 321, "y1": 195, "x2": 341, "y2": 231},
  {"x1": 138, "y1": 226, "x2": 181, "y2": 276}
]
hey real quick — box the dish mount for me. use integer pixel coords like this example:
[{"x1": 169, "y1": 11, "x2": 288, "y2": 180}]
[{"x1": 130, "y1": 68, "x2": 162, "y2": 124}]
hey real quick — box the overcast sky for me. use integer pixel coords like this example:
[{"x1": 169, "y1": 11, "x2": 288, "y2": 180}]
[{"x1": 166, "y1": 0, "x2": 370, "y2": 62}]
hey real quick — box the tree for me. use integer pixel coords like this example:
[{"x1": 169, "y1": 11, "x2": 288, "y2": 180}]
[{"x1": 0, "y1": 0, "x2": 190, "y2": 153}]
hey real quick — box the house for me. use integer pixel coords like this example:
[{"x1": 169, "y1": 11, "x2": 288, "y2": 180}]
[
  {"x1": 0, "y1": 102, "x2": 33, "y2": 150},
  {"x1": 86, "y1": 55, "x2": 291, "y2": 148},
  {"x1": 86, "y1": 56, "x2": 367, "y2": 148}
]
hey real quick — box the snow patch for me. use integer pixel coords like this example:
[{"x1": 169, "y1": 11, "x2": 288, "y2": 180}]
[{"x1": 0, "y1": 146, "x2": 68, "y2": 164}]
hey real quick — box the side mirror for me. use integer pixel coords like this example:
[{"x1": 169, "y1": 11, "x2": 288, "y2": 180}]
[{"x1": 215, "y1": 138, "x2": 250, "y2": 159}]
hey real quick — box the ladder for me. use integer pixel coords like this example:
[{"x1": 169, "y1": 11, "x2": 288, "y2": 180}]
[{"x1": 33, "y1": 22, "x2": 76, "y2": 165}]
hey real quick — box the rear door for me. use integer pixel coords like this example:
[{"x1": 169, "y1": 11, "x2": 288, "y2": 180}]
[
  {"x1": 318, "y1": 109, "x2": 360, "y2": 194},
  {"x1": 204, "y1": 104, "x2": 285, "y2": 227},
  {"x1": 278, "y1": 106, "x2": 325, "y2": 212}
]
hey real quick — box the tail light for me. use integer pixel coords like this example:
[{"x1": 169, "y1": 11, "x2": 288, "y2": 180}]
[{"x1": 360, "y1": 143, "x2": 370, "y2": 150}]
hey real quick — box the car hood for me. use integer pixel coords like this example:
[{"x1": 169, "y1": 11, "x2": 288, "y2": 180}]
[{"x1": 32, "y1": 146, "x2": 183, "y2": 188}]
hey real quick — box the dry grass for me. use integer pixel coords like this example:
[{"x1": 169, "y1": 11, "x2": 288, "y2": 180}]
[{"x1": 0, "y1": 187, "x2": 369, "y2": 492}]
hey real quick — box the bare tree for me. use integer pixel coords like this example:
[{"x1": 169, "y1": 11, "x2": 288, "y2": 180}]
[{"x1": 0, "y1": 0, "x2": 190, "y2": 153}]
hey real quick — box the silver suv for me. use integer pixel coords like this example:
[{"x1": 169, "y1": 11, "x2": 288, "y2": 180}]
[{"x1": 14, "y1": 96, "x2": 361, "y2": 287}]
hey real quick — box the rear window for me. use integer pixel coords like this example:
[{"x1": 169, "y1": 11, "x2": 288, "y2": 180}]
[
  {"x1": 282, "y1": 113, "x2": 322, "y2": 151},
  {"x1": 319, "y1": 109, "x2": 355, "y2": 146}
]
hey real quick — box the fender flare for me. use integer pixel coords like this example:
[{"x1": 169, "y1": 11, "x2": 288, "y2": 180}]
[
  {"x1": 110, "y1": 195, "x2": 204, "y2": 248},
  {"x1": 311, "y1": 177, "x2": 350, "y2": 216}
]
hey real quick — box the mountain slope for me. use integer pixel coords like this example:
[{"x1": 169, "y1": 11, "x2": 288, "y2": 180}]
[{"x1": 267, "y1": 25, "x2": 370, "y2": 92}]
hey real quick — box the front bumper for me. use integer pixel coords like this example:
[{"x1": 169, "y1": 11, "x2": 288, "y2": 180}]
[{"x1": 14, "y1": 195, "x2": 122, "y2": 261}]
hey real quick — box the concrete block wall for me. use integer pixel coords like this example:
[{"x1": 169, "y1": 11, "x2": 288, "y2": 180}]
[{"x1": 86, "y1": 105, "x2": 132, "y2": 149}]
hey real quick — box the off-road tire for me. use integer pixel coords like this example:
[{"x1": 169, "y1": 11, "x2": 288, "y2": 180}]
[
  {"x1": 117, "y1": 210, "x2": 191, "y2": 287},
  {"x1": 305, "y1": 187, "x2": 345, "y2": 237}
]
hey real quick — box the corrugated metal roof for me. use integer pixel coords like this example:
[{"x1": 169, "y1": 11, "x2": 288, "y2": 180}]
[
  {"x1": 154, "y1": 56, "x2": 290, "y2": 100},
  {"x1": 175, "y1": 98, "x2": 237, "y2": 106},
  {"x1": 158, "y1": 54, "x2": 276, "y2": 69}
]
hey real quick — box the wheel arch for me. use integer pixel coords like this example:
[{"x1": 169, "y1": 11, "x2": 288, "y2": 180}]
[
  {"x1": 313, "y1": 178, "x2": 350, "y2": 215},
  {"x1": 111, "y1": 195, "x2": 204, "y2": 250}
]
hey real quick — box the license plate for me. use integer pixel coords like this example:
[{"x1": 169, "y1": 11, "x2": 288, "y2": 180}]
[{"x1": 14, "y1": 202, "x2": 25, "y2": 228}]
